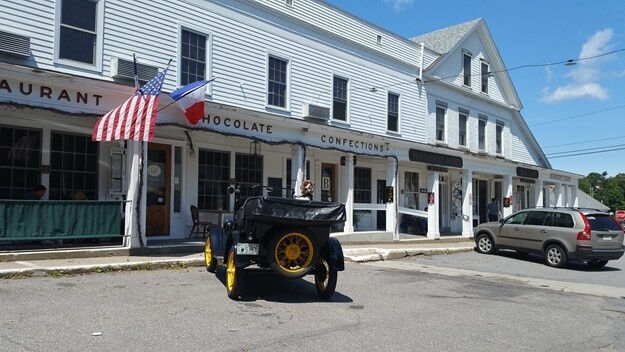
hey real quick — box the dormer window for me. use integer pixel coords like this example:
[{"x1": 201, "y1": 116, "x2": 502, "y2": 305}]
[{"x1": 462, "y1": 51, "x2": 472, "y2": 87}]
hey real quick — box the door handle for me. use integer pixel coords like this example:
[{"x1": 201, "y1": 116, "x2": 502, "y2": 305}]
[
  {"x1": 514, "y1": 228, "x2": 520, "y2": 231},
  {"x1": 540, "y1": 230, "x2": 547, "y2": 233}
]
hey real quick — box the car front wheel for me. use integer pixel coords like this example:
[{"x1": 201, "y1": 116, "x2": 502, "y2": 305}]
[
  {"x1": 545, "y1": 244, "x2": 568, "y2": 268},
  {"x1": 315, "y1": 257, "x2": 338, "y2": 299},
  {"x1": 204, "y1": 236, "x2": 217, "y2": 273},
  {"x1": 226, "y1": 247, "x2": 241, "y2": 300},
  {"x1": 475, "y1": 233, "x2": 495, "y2": 254}
]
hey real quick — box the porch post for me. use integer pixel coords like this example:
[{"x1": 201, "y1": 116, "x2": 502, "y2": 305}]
[
  {"x1": 462, "y1": 169, "x2": 473, "y2": 238},
  {"x1": 427, "y1": 170, "x2": 440, "y2": 239},
  {"x1": 386, "y1": 158, "x2": 398, "y2": 239},
  {"x1": 291, "y1": 145, "x2": 305, "y2": 197},
  {"x1": 503, "y1": 174, "x2": 513, "y2": 217},
  {"x1": 554, "y1": 182, "x2": 563, "y2": 206},
  {"x1": 344, "y1": 153, "x2": 355, "y2": 233},
  {"x1": 534, "y1": 179, "x2": 544, "y2": 208}
]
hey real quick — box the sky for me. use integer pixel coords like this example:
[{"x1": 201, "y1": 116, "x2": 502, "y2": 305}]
[{"x1": 325, "y1": 0, "x2": 625, "y2": 178}]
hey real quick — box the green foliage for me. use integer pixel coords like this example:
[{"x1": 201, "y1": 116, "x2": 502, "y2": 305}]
[{"x1": 579, "y1": 172, "x2": 625, "y2": 212}]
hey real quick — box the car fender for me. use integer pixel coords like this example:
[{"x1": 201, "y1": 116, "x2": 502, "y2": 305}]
[
  {"x1": 321, "y1": 237, "x2": 345, "y2": 271},
  {"x1": 542, "y1": 238, "x2": 570, "y2": 254}
]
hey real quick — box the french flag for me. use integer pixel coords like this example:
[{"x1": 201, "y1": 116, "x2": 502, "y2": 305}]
[{"x1": 169, "y1": 79, "x2": 212, "y2": 124}]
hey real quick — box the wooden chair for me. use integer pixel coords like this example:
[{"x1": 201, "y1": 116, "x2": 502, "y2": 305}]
[{"x1": 189, "y1": 205, "x2": 214, "y2": 239}]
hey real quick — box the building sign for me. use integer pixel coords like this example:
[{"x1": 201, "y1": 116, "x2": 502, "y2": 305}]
[
  {"x1": 409, "y1": 149, "x2": 463, "y2": 168},
  {"x1": 516, "y1": 167, "x2": 538, "y2": 179},
  {"x1": 550, "y1": 174, "x2": 571, "y2": 183},
  {"x1": 427, "y1": 165, "x2": 449, "y2": 172},
  {"x1": 201, "y1": 114, "x2": 273, "y2": 135},
  {"x1": 0, "y1": 78, "x2": 103, "y2": 107},
  {"x1": 519, "y1": 178, "x2": 536, "y2": 184},
  {"x1": 320, "y1": 135, "x2": 388, "y2": 153}
]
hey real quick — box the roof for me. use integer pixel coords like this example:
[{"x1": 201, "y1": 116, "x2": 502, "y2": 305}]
[
  {"x1": 409, "y1": 18, "x2": 482, "y2": 54},
  {"x1": 576, "y1": 190, "x2": 610, "y2": 212}
]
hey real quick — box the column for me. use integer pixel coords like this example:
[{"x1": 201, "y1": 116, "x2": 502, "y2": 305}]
[
  {"x1": 534, "y1": 179, "x2": 544, "y2": 208},
  {"x1": 502, "y1": 175, "x2": 513, "y2": 218},
  {"x1": 571, "y1": 185, "x2": 578, "y2": 207},
  {"x1": 344, "y1": 153, "x2": 355, "y2": 233},
  {"x1": 554, "y1": 182, "x2": 563, "y2": 206},
  {"x1": 291, "y1": 145, "x2": 305, "y2": 197},
  {"x1": 386, "y1": 158, "x2": 398, "y2": 240},
  {"x1": 125, "y1": 140, "x2": 147, "y2": 248},
  {"x1": 462, "y1": 169, "x2": 473, "y2": 238},
  {"x1": 427, "y1": 170, "x2": 440, "y2": 239}
]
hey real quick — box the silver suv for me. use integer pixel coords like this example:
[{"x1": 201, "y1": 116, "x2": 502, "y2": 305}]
[{"x1": 474, "y1": 207, "x2": 625, "y2": 268}]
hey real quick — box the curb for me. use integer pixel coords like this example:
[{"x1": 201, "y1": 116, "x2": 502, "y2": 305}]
[{"x1": 343, "y1": 246, "x2": 475, "y2": 262}]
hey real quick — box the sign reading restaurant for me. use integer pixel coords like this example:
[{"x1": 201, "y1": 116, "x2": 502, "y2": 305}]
[{"x1": 0, "y1": 78, "x2": 103, "y2": 106}]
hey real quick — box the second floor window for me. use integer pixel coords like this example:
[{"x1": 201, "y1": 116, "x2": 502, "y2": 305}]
[
  {"x1": 462, "y1": 52, "x2": 472, "y2": 87},
  {"x1": 478, "y1": 118, "x2": 487, "y2": 150},
  {"x1": 58, "y1": 0, "x2": 98, "y2": 65},
  {"x1": 181, "y1": 29, "x2": 207, "y2": 85},
  {"x1": 459, "y1": 110, "x2": 468, "y2": 146},
  {"x1": 333, "y1": 76, "x2": 348, "y2": 121},
  {"x1": 481, "y1": 61, "x2": 490, "y2": 94},
  {"x1": 268, "y1": 56, "x2": 288, "y2": 108},
  {"x1": 387, "y1": 93, "x2": 399, "y2": 132},
  {"x1": 496, "y1": 122, "x2": 504, "y2": 154},
  {"x1": 436, "y1": 104, "x2": 446, "y2": 142}
]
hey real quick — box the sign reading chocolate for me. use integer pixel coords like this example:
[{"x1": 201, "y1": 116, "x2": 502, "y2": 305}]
[{"x1": 202, "y1": 114, "x2": 273, "y2": 134}]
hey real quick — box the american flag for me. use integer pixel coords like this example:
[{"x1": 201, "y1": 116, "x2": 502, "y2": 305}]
[{"x1": 92, "y1": 65, "x2": 169, "y2": 142}]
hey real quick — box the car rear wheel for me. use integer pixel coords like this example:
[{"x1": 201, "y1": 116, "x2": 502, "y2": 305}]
[
  {"x1": 587, "y1": 259, "x2": 608, "y2": 268},
  {"x1": 475, "y1": 233, "x2": 495, "y2": 254},
  {"x1": 204, "y1": 236, "x2": 217, "y2": 273},
  {"x1": 226, "y1": 247, "x2": 241, "y2": 300},
  {"x1": 315, "y1": 257, "x2": 337, "y2": 300},
  {"x1": 268, "y1": 229, "x2": 319, "y2": 278},
  {"x1": 545, "y1": 244, "x2": 568, "y2": 268}
]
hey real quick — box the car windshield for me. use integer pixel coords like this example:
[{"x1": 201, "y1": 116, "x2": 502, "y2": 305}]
[{"x1": 585, "y1": 214, "x2": 622, "y2": 231}]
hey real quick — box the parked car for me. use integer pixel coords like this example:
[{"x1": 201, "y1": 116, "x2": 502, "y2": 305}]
[
  {"x1": 204, "y1": 195, "x2": 346, "y2": 300},
  {"x1": 474, "y1": 207, "x2": 625, "y2": 268}
]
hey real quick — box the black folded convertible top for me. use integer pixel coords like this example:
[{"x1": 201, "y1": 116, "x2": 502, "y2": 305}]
[{"x1": 236, "y1": 196, "x2": 346, "y2": 226}]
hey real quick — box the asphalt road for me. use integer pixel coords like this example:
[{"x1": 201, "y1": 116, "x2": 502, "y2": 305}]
[{"x1": 2, "y1": 260, "x2": 625, "y2": 352}]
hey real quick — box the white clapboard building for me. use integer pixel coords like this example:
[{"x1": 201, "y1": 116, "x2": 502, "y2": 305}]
[{"x1": 0, "y1": 0, "x2": 579, "y2": 246}]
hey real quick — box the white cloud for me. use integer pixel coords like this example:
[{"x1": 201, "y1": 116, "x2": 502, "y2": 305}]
[
  {"x1": 383, "y1": 0, "x2": 414, "y2": 11},
  {"x1": 541, "y1": 29, "x2": 614, "y2": 103},
  {"x1": 541, "y1": 83, "x2": 609, "y2": 103}
]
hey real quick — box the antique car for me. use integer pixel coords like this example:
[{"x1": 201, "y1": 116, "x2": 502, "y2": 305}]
[{"x1": 204, "y1": 195, "x2": 346, "y2": 300}]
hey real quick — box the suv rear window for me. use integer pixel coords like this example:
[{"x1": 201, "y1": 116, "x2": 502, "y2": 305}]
[{"x1": 585, "y1": 214, "x2": 622, "y2": 231}]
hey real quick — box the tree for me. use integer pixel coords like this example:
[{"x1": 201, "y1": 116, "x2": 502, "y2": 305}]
[{"x1": 579, "y1": 172, "x2": 625, "y2": 212}]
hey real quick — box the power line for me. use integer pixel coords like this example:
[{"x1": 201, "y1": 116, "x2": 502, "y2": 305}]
[
  {"x1": 529, "y1": 105, "x2": 625, "y2": 127},
  {"x1": 546, "y1": 143, "x2": 625, "y2": 156},
  {"x1": 548, "y1": 146, "x2": 625, "y2": 159},
  {"x1": 542, "y1": 135, "x2": 625, "y2": 149}
]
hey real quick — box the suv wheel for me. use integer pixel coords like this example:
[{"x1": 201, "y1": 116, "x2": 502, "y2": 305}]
[
  {"x1": 475, "y1": 233, "x2": 495, "y2": 254},
  {"x1": 545, "y1": 244, "x2": 568, "y2": 268}
]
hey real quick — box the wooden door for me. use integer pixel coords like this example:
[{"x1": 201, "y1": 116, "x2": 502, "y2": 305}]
[{"x1": 146, "y1": 143, "x2": 170, "y2": 236}]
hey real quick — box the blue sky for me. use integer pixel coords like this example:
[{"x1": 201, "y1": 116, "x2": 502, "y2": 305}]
[{"x1": 326, "y1": 0, "x2": 625, "y2": 178}]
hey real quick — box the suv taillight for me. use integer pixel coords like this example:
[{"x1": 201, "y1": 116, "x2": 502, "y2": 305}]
[{"x1": 577, "y1": 211, "x2": 591, "y2": 241}]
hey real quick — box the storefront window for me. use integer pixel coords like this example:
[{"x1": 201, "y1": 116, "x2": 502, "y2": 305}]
[
  {"x1": 49, "y1": 132, "x2": 98, "y2": 200},
  {"x1": 198, "y1": 149, "x2": 230, "y2": 210},
  {"x1": 235, "y1": 153, "x2": 263, "y2": 209},
  {"x1": 354, "y1": 167, "x2": 371, "y2": 203},
  {"x1": 403, "y1": 171, "x2": 419, "y2": 209},
  {"x1": 0, "y1": 126, "x2": 42, "y2": 199}
]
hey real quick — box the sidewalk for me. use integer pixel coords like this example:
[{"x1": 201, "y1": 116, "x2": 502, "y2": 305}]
[{"x1": 0, "y1": 236, "x2": 476, "y2": 278}]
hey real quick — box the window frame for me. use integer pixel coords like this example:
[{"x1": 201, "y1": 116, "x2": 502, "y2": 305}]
[
  {"x1": 462, "y1": 51, "x2": 472, "y2": 87},
  {"x1": 197, "y1": 149, "x2": 230, "y2": 211},
  {"x1": 481, "y1": 60, "x2": 490, "y2": 94},
  {"x1": 435, "y1": 103, "x2": 447, "y2": 142},
  {"x1": 55, "y1": 0, "x2": 104, "y2": 70},
  {"x1": 354, "y1": 167, "x2": 372, "y2": 203},
  {"x1": 332, "y1": 75, "x2": 348, "y2": 122},
  {"x1": 458, "y1": 109, "x2": 468, "y2": 147},
  {"x1": 496, "y1": 121, "x2": 504, "y2": 154},
  {"x1": 179, "y1": 26, "x2": 212, "y2": 94},
  {"x1": 266, "y1": 54, "x2": 290, "y2": 110},
  {"x1": 478, "y1": 116, "x2": 487, "y2": 150},
  {"x1": 387, "y1": 92, "x2": 400, "y2": 132}
]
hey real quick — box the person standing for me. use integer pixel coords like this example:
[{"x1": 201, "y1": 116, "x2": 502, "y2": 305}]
[
  {"x1": 24, "y1": 184, "x2": 47, "y2": 200},
  {"x1": 487, "y1": 198, "x2": 502, "y2": 222}
]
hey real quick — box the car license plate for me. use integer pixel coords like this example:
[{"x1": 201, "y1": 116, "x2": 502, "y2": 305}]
[
  {"x1": 603, "y1": 236, "x2": 612, "y2": 240},
  {"x1": 237, "y1": 243, "x2": 259, "y2": 255}
]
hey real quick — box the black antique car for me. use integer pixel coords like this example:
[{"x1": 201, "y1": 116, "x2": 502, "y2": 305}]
[{"x1": 204, "y1": 195, "x2": 346, "y2": 300}]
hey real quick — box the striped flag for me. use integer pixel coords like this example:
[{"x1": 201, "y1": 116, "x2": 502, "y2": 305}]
[
  {"x1": 169, "y1": 79, "x2": 213, "y2": 124},
  {"x1": 92, "y1": 64, "x2": 169, "y2": 142}
]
